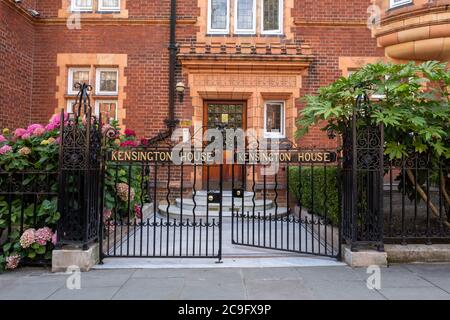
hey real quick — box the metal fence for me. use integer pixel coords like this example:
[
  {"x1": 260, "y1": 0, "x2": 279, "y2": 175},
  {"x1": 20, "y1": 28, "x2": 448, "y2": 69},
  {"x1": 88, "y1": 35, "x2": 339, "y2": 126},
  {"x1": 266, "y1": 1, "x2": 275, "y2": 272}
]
[
  {"x1": 384, "y1": 153, "x2": 450, "y2": 244},
  {"x1": 0, "y1": 171, "x2": 58, "y2": 265}
]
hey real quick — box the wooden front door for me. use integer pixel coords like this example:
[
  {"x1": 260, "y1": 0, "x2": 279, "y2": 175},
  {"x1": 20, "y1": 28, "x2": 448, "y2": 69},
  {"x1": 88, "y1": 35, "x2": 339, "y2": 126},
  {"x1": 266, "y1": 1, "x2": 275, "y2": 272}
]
[{"x1": 203, "y1": 101, "x2": 247, "y2": 189}]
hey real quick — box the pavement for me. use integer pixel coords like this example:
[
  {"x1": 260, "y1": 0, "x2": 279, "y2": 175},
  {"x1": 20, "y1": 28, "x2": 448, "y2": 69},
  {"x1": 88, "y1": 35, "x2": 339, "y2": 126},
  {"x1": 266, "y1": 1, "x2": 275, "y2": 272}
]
[{"x1": 1, "y1": 263, "x2": 450, "y2": 300}]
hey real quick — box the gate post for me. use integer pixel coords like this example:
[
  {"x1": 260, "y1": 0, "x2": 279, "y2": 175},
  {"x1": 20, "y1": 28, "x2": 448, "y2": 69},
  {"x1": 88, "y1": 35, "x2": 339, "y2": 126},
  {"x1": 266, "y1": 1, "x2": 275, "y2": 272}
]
[
  {"x1": 341, "y1": 92, "x2": 387, "y2": 267},
  {"x1": 52, "y1": 83, "x2": 103, "y2": 272}
]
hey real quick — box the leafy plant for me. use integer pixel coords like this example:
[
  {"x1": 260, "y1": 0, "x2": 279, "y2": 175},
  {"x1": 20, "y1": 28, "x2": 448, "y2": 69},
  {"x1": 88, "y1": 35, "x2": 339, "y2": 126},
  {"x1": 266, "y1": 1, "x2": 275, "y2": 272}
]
[{"x1": 296, "y1": 61, "x2": 450, "y2": 227}]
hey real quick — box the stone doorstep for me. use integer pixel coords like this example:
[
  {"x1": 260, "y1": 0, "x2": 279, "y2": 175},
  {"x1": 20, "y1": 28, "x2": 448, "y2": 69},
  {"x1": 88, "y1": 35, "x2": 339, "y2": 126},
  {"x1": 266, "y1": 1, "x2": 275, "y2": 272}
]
[
  {"x1": 385, "y1": 244, "x2": 450, "y2": 264},
  {"x1": 52, "y1": 243, "x2": 99, "y2": 272}
]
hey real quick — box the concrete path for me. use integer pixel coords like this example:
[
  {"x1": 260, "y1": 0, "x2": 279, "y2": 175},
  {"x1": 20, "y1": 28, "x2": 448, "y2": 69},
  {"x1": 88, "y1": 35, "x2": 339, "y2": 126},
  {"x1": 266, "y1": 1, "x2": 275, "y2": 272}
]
[{"x1": 1, "y1": 264, "x2": 450, "y2": 300}]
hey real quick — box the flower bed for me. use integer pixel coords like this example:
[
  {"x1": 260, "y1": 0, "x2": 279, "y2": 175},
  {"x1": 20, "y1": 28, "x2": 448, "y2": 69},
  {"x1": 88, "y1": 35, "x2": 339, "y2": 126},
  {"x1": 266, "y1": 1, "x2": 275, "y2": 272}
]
[{"x1": 0, "y1": 115, "x2": 146, "y2": 272}]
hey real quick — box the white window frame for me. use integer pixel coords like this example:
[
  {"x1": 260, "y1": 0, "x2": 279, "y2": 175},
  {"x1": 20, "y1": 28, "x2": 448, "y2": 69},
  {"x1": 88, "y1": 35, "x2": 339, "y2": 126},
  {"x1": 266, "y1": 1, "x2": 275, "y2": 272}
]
[
  {"x1": 98, "y1": 0, "x2": 121, "y2": 12},
  {"x1": 263, "y1": 101, "x2": 285, "y2": 139},
  {"x1": 71, "y1": 0, "x2": 93, "y2": 12},
  {"x1": 95, "y1": 68, "x2": 119, "y2": 95},
  {"x1": 66, "y1": 100, "x2": 77, "y2": 114},
  {"x1": 95, "y1": 100, "x2": 119, "y2": 120},
  {"x1": 68, "y1": 68, "x2": 90, "y2": 95},
  {"x1": 261, "y1": 0, "x2": 283, "y2": 35},
  {"x1": 234, "y1": 0, "x2": 256, "y2": 34},
  {"x1": 207, "y1": 0, "x2": 230, "y2": 34},
  {"x1": 389, "y1": 0, "x2": 412, "y2": 9}
]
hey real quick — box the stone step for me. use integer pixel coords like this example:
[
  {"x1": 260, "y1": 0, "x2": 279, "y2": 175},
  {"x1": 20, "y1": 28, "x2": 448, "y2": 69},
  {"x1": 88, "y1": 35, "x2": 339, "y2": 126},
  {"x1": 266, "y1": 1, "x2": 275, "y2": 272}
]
[
  {"x1": 193, "y1": 190, "x2": 255, "y2": 202},
  {"x1": 175, "y1": 198, "x2": 275, "y2": 212},
  {"x1": 158, "y1": 204, "x2": 289, "y2": 218}
]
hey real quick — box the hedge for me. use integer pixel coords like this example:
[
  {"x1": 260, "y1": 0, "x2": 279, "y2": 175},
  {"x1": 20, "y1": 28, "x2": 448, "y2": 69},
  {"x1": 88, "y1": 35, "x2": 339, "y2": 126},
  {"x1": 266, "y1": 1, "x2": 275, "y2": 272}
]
[{"x1": 288, "y1": 166, "x2": 340, "y2": 225}]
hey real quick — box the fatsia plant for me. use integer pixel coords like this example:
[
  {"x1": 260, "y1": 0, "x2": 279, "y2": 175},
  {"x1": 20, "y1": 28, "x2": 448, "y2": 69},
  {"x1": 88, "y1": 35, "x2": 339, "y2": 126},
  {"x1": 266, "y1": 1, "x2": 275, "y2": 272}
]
[{"x1": 296, "y1": 61, "x2": 450, "y2": 227}]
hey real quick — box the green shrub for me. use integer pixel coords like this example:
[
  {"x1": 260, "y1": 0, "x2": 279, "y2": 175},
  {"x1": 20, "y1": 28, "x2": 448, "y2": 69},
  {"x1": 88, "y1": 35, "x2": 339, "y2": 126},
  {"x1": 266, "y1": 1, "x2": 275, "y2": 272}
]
[{"x1": 288, "y1": 166, "x2": 340, "y2": 225}]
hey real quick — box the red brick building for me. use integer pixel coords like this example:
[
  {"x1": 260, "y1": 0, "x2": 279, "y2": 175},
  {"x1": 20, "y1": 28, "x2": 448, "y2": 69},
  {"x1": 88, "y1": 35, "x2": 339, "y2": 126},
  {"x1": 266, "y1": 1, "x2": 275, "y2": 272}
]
[{"x1": 1, "y1": 0, "x2": 385, "y2": 147}]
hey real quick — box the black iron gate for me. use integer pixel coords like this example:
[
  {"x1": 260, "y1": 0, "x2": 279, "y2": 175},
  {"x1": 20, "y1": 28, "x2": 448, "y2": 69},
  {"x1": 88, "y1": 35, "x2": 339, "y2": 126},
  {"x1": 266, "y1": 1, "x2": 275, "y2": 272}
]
[{"x1": 56, "y1": 86, "x2": 396, "y2": 263}]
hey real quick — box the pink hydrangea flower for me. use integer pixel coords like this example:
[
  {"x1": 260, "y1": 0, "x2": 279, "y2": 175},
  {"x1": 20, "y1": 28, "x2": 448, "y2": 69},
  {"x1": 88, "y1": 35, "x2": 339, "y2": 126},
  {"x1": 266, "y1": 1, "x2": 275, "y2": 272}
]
[
  {"x1": 120, "y1": 140, "x2": 138, "y2": 148},
  {"x1": 35, "y1": 227, "x2": 53, "y2": 246},
  {"x1": 20, "y1": 228, "x2": 36, "y2": 248},
  {"x1": 5, "y1": 254, "x2": 21, "y2": 270},
  {"x1": 0, "y1": 135, "x2": 7, "y2": 143},
  {"x1": 21, "y1": 133, "x2": 31, "y2": 140},
  {"x1": 14, "y1": 128, "x2": 27, "y2": 138},
  {"x1": 134, "y1": 204, "x2": 142, "y2": 220},
  {"x1": 0, "y1": 145, "x2": 12, "y2": 155},
  {"x1": 51, "y1": 231, "x2": 58, "y2": 246},
  {"x1": 124, "y1": 129, "x2": 136, "y2": 137},
  {"x1": 27, "y1": 124, "x2": 44, "y2": 135}
]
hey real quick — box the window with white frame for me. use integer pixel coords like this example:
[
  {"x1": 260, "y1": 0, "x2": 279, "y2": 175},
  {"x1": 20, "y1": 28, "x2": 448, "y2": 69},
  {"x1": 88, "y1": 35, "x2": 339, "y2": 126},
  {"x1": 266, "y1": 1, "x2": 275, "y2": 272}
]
[
  {"x1": 208, "y1": 0, "x2": 230, "y2": 34},
  {"x1": 95, "y1": 100, "x2": 118, "y2": 121},
  {"x1": 389, "y1": 0, "x2": 412, "y2": 8},
  {"x1": 262, "y1": 0, "x2": 283, "y2": 34},
  {"x1": 68, "y1": 68, "x2": 90, "y2": 95},
  {"x1": 66, "y1": 100, "x2": 77, "y2": 114},
  {"x1": 235, "y1": 0, "x2": 256, "y2": 34},
  {"x1": 264, "y1": 101, "x2": 285, "y2": 138},
  {"x1": 96, "y1": 68, "x2": 119, "y2": 95},
  {"x1": 71, "y1": 0, "x2": 93, "y2": 12},
  {"x1": 98, "y1": 0, "x2": 121, "y2": 11}
]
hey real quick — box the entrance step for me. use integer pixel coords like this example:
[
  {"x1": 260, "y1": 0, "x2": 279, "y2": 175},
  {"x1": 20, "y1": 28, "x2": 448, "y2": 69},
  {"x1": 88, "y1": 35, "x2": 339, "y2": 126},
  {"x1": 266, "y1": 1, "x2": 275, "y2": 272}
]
[
  {"x1": 158, "y1": 204, "x2": 288, "y2": 218},
  {"x1": 175, "y1": 198, "x2": 275, "y2": 212}
]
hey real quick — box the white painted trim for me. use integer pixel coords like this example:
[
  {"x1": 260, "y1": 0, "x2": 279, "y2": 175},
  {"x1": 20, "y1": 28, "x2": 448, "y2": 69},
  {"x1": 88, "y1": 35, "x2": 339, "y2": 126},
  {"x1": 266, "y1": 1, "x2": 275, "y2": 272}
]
[
  {"x1": 261, "y1": 0, "x2": 283, "y2": 35},
  {"x1": 67, "y1": 67, "x2": 90, "y2": 95},
  {"x1": 95, "y1": 68, "x2": 119, "y2": 95},
  {"x1": 389, "y1": 0, "x2": 412, "y2": 9},
  {"x1": 98, "y1": 0, "x2": 121, "y2": 12},
  {"x1": 234, "y1": 0, "x2": 256, "y2": 34},
  {"x1": 66, "y1": 100, "x2": 76, "y2": 114},
  {"x1": 95, "y1": 100, "x2": 119, "y2": 120},
  {"x1": 207, "y1": 0, "x2": 230, "y2": 34},
  {"x1": 71, "y1": 0, "x2": 93, "y2": 12},
  {"x1": 263, "y1": 101, "x2": 285, "y2": 139}
]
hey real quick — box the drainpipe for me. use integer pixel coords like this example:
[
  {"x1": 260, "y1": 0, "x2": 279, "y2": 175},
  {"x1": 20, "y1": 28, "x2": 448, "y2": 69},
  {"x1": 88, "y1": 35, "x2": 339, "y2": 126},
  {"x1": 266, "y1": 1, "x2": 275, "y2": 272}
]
[
  {"x1": 147, "y1": 0, "x2": 178, "y2": 145},
  {"x1": 166, "y1": 0, "x2": 178, "y2": 130}
]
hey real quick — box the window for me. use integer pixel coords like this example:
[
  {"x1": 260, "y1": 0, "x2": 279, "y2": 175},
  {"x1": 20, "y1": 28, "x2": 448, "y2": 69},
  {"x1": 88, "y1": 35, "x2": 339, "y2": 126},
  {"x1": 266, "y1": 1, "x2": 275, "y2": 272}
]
[
  {"x1": 68, "y1": 68, "x2": 90, "y2": 95},
  {"x1": 98, "y1": 0, "x2": 120, "y2": 11},
  {"x1": 389, "y1": 0, "x2": 412, "y2": 8},
  {"x1": 235, "y1": 0, "x2": 256, "y2": 34},
  {"x1": 262, "y1": 0, "x2": 283, "y2": 34},
  {"x1": 67, "y1": 100, "x2": 76, "y2": 114},
  {"x1": 96, "y1": 68, "x2": 119, "y2": 95},
  {"x1": 264, "y1": 101, "x2": 284, "y2": 138},
  {"x1": 71, "y1": 0, "x2": 93, "y2": 12},
  {"x1": 95, "y1": 100, "x2": 118, "y2": 121},
  {"x1": 208, "y1": 0, "x2": 230, "y2": 34}
]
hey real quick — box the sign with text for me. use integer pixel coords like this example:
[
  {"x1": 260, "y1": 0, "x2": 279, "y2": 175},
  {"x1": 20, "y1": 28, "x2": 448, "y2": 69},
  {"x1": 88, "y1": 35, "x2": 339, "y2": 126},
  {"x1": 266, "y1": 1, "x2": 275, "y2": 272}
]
[{"x1": 109, "y1": 150, "x2": 337, "y2": 164}]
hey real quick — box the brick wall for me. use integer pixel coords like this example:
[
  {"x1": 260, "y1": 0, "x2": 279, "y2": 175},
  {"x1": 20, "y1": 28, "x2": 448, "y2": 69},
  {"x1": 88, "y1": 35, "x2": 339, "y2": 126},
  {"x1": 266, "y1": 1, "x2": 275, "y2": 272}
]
[
  {"x1": 1, "y1": 0, "x2": 384, "y2": 145},
  {"x1": 0, "y1": 1, "x2": 35, "y2": 129}
]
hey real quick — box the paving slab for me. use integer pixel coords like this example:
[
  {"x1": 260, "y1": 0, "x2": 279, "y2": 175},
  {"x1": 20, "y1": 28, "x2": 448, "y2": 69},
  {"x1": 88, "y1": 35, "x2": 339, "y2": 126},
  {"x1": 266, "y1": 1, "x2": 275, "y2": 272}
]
[
  {"x1": 47, "y1": 287, "x2": 121, "y2": 300},
  {"x1": 377, "y1": 287, "x2": 450, "y2": 300},
  {"x1": 180, "y1": 279, "x2": 246, "y2": 300},
  {"x1": 244, "y1": 279, "x2": 313, "y2": 300},
  {"x1": 112, "y1": 278, "x2": 184, "y2": 300}
]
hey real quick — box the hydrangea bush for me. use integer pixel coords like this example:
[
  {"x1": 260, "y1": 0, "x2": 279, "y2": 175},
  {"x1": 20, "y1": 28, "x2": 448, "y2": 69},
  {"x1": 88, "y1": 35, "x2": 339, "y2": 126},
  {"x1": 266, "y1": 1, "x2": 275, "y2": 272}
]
[{"x1": 0, "y1": 115, "x2": 145, "y2": 271}]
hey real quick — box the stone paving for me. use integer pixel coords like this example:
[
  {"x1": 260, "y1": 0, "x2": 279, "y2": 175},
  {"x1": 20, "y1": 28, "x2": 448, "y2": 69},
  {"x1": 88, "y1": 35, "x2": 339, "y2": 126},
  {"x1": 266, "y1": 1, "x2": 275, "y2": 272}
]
[{"x1": 1, "y1": 264, "x2": 450, "y2": 300}]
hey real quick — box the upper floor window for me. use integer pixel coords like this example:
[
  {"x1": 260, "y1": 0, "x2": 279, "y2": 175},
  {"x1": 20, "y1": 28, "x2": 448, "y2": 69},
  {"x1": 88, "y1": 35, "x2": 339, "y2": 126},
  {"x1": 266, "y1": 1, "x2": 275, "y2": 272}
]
[
  {"x1": 96, "y1": 68, "x2": 119, "y2": 95},
  {"x1": 262, "y1": 0, "x2": 282, "y2": 34},
  {"x1": 207, "y1": 0, "x2": 283, "y2": 35},
  {"x1": 389, "y1": 0, "x2": 412, "y2": 9},
  {"x1": 71, "y1": 0, "x2": 93, "y2": 12},
  {"x1": 71, "y1": 0, "x2": 120, "y2": 13},
  {"x1": 235, "y1": 0, "x2": 256, "y2": 34},
  {"x1": 208, "y1": 0, "x2": 230, "y2": 34},
  {"x1": 99, "y1": 0, "x2": 120, "y2": 12},
  {"x1": 68, "y1": 68, "x2": 90, "y2": 95}
]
